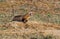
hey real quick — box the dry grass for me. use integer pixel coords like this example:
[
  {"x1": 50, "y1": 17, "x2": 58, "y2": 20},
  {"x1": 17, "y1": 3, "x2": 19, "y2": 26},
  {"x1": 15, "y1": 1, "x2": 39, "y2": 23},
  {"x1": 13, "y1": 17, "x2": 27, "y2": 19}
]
[
  {"x1": 0, "y1": 0, "x2": 60, "y2": 24},
  {"x1": 0, "y1": 21, "x2": 59, "y2": 39},
  {"x1": 0, "y1": 21, "x2": 60, "y2": 31},
  {"x1": 0, "y1": 0, "x2": 60, "y2": 39},
  {"x1": 0, "y1": 20, "x2": 60, "y2": 39}
]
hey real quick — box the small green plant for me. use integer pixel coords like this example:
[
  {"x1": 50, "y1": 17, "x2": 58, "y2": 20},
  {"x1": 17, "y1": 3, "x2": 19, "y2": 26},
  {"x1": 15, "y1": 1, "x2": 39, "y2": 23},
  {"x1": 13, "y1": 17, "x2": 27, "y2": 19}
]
[
  {"x1": 46, "y1": 12, "x2": 52, "y2": 18},
  {"x1": 45, "y1": 34, "x2": 56, "y2": 39},
  {"x1": 0, "y1": 0, "x2": 6, "y2": 2},
  {"x1": 0, "y1": 26, "x2": 7, "y2": 30}
]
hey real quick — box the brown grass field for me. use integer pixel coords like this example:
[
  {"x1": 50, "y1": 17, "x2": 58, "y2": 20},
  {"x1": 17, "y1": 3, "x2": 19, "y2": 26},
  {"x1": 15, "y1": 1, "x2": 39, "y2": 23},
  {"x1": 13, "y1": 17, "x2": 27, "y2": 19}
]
[
  {"x1": 0, "y1": 0, "x2": 60, "y2": 39},
  {"x1": 0, "y1": 21, "x2": 59, "y2": 39}
]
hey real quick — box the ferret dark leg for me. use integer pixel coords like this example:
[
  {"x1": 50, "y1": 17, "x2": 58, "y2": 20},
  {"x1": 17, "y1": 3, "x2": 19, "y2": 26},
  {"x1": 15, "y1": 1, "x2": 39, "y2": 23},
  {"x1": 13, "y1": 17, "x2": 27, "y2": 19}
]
[
  {"x1": 23, "y1": 20, "x2": 28, "y2": 23},
  {"x1": 22, "y1": 19, "x2": 28, "y2": 23}
]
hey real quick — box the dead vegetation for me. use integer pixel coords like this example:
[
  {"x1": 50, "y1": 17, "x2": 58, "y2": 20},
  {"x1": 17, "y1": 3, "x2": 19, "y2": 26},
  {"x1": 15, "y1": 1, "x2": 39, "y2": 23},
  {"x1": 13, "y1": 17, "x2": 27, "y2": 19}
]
[
  {"x1": 0, "y1": 21, "x2": 60, "y2": 31},
  {"x1": 0, "y1": 21, "x2": 60, "y2": 39},
  {"x1": 0, "y1": 0, "x2": 60, "y2": 39}
]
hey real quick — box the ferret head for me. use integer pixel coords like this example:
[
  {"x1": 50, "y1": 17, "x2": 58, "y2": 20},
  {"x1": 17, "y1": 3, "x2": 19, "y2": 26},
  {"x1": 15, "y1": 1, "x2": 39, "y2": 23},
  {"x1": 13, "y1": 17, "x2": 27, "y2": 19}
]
[{"x1": 29, "y1": 12, "x2": 34, "y2": 16}]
